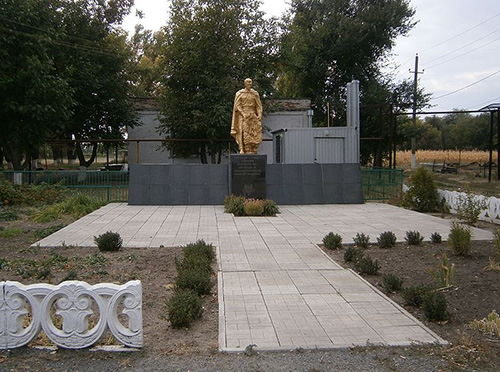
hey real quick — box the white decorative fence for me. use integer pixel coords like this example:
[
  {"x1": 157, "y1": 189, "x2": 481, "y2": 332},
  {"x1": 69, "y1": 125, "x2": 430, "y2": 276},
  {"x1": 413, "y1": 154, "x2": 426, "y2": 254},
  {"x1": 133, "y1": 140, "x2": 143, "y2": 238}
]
[
  {"x1": 439, "y1": 189, "x2": 500, "y2": 225},
  {"x1": 0, "y1": 280, "x2": 142, "y2": 350}
]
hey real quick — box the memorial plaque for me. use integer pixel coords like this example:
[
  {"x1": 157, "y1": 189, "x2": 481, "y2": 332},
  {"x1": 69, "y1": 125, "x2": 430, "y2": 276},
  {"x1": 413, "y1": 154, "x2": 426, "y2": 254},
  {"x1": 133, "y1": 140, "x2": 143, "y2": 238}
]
[{"x1": 230, "y1": 154, "x2": 266, "y2": 199}]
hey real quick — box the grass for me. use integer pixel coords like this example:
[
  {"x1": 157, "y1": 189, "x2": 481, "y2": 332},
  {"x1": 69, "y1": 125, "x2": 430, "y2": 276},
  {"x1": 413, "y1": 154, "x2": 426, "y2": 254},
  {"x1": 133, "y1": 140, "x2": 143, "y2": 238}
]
[
  {"x1": 31, "y1": 193, "x2": 106, "y2": 222},
  {"x1": 0, "y1": 227, "x2": 24, "y2": 238}
]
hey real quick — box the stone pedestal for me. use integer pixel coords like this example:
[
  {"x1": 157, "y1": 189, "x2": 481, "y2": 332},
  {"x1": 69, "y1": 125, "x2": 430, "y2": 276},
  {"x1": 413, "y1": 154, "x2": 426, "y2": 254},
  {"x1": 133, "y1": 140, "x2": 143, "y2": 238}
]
[{"x1": 230, "y1": 154, "x2": 267, "y2": 199}]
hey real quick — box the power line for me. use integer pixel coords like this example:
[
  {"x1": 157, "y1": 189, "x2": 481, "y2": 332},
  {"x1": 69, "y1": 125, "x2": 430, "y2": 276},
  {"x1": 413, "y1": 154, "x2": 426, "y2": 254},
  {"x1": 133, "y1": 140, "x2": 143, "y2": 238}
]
[
  {"x1": 420, "y1": 11, "x2": 500, "y2": 54},
  {"x1": 426, "y1": 34, "x2": 500, "y2": 70},
  {"x1": 434, "y1": 68, "x2": 500, "y2": 100},
  {"x1": 425, "y1": 28, "x2": 500, "y2": 65},
  {"x1": 466, "y1": 95, "x2": 500, "y2": 110}
]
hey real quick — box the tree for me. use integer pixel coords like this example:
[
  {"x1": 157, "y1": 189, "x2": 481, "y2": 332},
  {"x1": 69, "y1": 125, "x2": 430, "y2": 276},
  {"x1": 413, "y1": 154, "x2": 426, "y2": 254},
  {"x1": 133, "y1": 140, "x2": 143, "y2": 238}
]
[
  {"x1": 158, "y1": 0, "x2": 278, "y2": 163},
  {"x1": 0, "y1": 0, "x2": 137, "y2": 169},
  {"x1": 278, "y1": 0, "x2": 416, "y2": 125}
]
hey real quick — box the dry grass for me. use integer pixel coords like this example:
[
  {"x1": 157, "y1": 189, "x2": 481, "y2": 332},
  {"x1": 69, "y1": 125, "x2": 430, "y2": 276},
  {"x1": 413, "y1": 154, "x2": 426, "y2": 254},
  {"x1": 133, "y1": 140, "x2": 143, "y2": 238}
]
[
  {"x1": 395, "y1": 150, "x2": 497, "y2": 169},
  {"x1": 469, "y1": 311, "x2": 500, "y2": 338}
]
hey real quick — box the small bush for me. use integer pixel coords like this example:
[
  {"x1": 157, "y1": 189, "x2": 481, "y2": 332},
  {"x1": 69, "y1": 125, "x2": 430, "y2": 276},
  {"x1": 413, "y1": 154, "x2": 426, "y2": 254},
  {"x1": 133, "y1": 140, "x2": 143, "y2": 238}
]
[
  {"x1": 323, "y1": 232, "x2": 343, "y2": 250},
  {"x1": 0, "y1": 208, "x2": 20, "y2": 221},
  {"x1": 94, "y1": 231, "x2": 123, "y2": 252},
  {"x1": 382, "y1": 274, "x2": 404, "y2": 293},
  {"x1": 403, "y1": 167, "x2": 441, "y2": 212},
  {"x1": 344, "y1": 246, "x2": 364, "y2": 263},
  {"x1": 456, "y1": 189, "x2": 487, "y2": 225},
  {"x1": 223, "y1": 194, "x2": 245, "y2": 216},
  {"x1": 166, "y1": 289, "x2": 203, "y2": 328},
  {"x1": 175, "y1": 268, "x2": 213, "y2": 296},
  {"x1": 175, "y1": 254, "x2": 213, "y2": 275},
  {"x1": 377, "y1": 231, "x2": 396, "y2": 248},
  {"x1": 405, "y1": 230, "x2": 424, "y2": 246},
  {"x1": 493, "y1": 228, "x2": 500, "y2": 258},
  {"x1": 243, "y1": 198, "x2": 264, "y2": 216},
  {"x1": 355, "y1": 256, "x2": 380, "y2": 275},
  {"x1": 182, "y1": 240, "x2": 215, "y2": 262},
  {"x1": 448, "y1": 221, "x2": 472, "y2": 256},
  {"x1": 263, "y1": 199, "x2": 280, "y2": 216},
  {"x1": 0, "y1": 227, "x2": 24, "y2": 238},
  {"x1": 353, "y1": 233, "x2": 370, "y2": 249},
  {"x1": 430, "y1": 232, "x2": 442, "y2": 244},
  {"x1": 423, "y1": 291, "x2": 449, "y2": 321},
  {"x1": 402, "y1": 285, "x2": 432, "y2": 308},
  {"x1": 34, "y1": 223, "x2": 67, "y2": 239}
]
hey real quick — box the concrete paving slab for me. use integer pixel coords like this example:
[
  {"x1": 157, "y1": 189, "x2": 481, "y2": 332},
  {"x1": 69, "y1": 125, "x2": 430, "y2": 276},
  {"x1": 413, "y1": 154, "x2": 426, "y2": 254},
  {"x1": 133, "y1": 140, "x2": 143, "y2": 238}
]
[{"x1": 34, "y1": 203, "x2": 492, "y2": 352}]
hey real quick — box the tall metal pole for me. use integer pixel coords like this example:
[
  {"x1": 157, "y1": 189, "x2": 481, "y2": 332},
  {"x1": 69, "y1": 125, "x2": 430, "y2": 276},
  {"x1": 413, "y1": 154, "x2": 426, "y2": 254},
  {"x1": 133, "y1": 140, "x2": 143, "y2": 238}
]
[
  {"x1": 410, "y1": 54, "x2": 420, "y2": 169},
  {"x1": 489, "y1": 111, "x2": 494, "y2": 182},
  {"x1": 498, "y1": 109, "x2": 500, "y2": 181}
]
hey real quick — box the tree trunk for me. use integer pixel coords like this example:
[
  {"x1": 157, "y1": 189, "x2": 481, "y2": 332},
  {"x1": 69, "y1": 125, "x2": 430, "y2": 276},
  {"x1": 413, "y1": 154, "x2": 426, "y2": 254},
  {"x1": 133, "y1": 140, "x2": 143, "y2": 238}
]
[
  {"x1": 0, "y1": 146, "x2": 4, "y2": 170},
  {"x1": 200, "y1": 144, "x2": 208, "y2": 164},
  {"x1": 76, "y1": 142, "x2": 98, "y2": 168},
  {"x1": 4, "y1": 143, "x2": 23, "y2": 170},
  {"x1": 66, "y1": 143, "x2": 77, "y2": 165}
]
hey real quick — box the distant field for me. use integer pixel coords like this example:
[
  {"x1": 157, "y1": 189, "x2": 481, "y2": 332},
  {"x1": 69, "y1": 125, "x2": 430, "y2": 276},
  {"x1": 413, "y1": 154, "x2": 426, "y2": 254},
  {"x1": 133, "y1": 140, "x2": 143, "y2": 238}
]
[{"x1": 395, "y1": 150, "x2": 497, "y2": 169}]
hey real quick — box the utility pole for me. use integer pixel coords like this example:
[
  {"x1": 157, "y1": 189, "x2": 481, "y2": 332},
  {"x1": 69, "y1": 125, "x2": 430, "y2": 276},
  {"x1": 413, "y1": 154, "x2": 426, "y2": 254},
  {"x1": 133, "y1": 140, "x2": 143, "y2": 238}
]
[{"x1": 409, "y1": 54, "x2": 424, "y2": 169}]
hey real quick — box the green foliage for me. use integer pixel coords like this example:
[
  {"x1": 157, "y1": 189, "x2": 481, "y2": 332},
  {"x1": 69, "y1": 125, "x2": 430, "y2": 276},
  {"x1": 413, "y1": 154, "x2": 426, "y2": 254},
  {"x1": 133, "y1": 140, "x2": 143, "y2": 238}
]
[
  {"x1": 353, "y1": 233, "x2": 370, "y2": 249},
  {"x1": 402, "y1": 285, "x2": 432, "y2": 308},
  {"x1": 423, "y1": 291, "x2": 449, "y2": 321},
  {"x1": 430, "y1": 232, "x2": 442, "y2": 244},
  {"x1": 0, "y1": 208, "x2": 19, "y2": 221},
  {"x1": 382, "y1": 274, "x2": 404, "y2": 293},
  {"x1": 0, "y1": 178, "x2": 67, "y2": 206},
  {"x1": 158, "y1": 0, "x2": 278, "y2": 162},
  {"x1": 263, "y1": 199, "x2": 280, "y2": 216},
  {"x1": 355, "y1": 256, "x2": 380, "y2": 275},
  {"x1": 175, "y1": 268, "x2": 213, "y2": 296},
  {"x1": 243, "y1": 199, "x2": 264, "y2": 216},
  {"x1": 428, "y1": 253, "x2": 455, "y2": 288},
  {"x1": 403, "y1": 167, "x2": 441, "y2": 212},
  {"x1": 377, "y1": 231, "x2": 396, "y2": 248},
  {"x1": 405, "y1": 230, "x2": 424, "y2": 246},
  {"x1": 323, "y1": 232, "x2": 343, "y2": 250},
  {"x1": 344, "y1": 246, "x2": 364, "y2": 263},
  {"x1": 94, "y1": 231, "x2": 123, "y2": 252},
  {"x1": 182, "y1": 240, "x2": 216, "y2": 263},
  {"x1": 31, "y1": 193, "x2": 106, "y2": 222},
  {"x1": 494, "y1": 228, "x2": 500, "y2": 258},
  {"x1": 448, "y1": 221, "x2": 472, "y2": 256},
  {"x1": 223, "y1": 195, "x2": 245, "y2": 216},
  {"x1": 175, "y1": 254, "x2": 213, "y2": 275},
  {"x1": 456, "y1": 189, "x2": 487, "y2": 225},
  {"x1": 61, "y1": 270, "x2": 78, "y2": 282},
  {"x1": 0, "y1": 258, "x2": 8, "y2": 270},
  {"x1": 166, "y1": 289, "x2": 203, "y2": 329},
  {"x1": 34, "y1": 223, "x2": 67, "y2": 239},
  {"x1": 0, "y1": 227, "x2": 24, "y2": 238}
]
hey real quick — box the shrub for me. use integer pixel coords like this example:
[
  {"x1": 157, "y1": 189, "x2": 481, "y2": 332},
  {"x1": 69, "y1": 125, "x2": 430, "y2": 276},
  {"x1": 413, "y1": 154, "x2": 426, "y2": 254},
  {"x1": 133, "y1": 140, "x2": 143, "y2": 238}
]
[
  {"x1": 430, "y1": 232, "x2": 442, "y2": 244},
  {"x1": 402, "y1": 285, "x2": 432, "y2": 308},
  {"x1": 405, "y1": 230, "x2": 424, "y2": 246},
  {"x1": 355, "y1": 256, "x2": 380, "y2": 275},
  {"x1": 428, "y1": 253, "x2": 455, "y2": 288},
  {"x1": 403, "y1": 167, "x2": 441, "y2": 212},
  {"x1": 493, "y1": 228, "x2": 500, "y2": 258},
  {"x1": 223, "y1": 194, "x2": 245, "y2": 216},
  {"x1": 344, "y1": 246, "x2": 364, "y2": 263},
  {"x1": 175, "y1": 268, "x2": 213, "y2": 296},
  {"x1": 31, "y1": 193, "x2": 105, "y2": 222},
  {"x1": 382, "y1": 274, "x2": 404, "y2": 293},
  {"x1": 166, "y1": 289, "x2": 203, "y2": 328},
  {"x1": 456, "y1": 189, "x2": 487, "y2": 225},
  {"x1": 0, "y1": 208, "x2": 20, "y2": 221},
  {"x1": 34, "y1": 223, "x2": 67, "y2": 239},
  {"x1": 182, "y1": 240, "x2": 215, "y2": 262},
  {"x1": 323, "y1": 232, "x2": 343, "y2": 250},
  {"x1": 243, "y1": 198, "x2": 264, "y2": 216},
  {"x1": 263, "y1": 199, "x2": 280, "y2": 216},
  {"x1": 423, "y1": 291, "x2": 449, "y2": 321},
  {"x1": 377, "y1": 231, "x2": 396, "y2": 248},
  {"x1": 175, "y1": 254, "x2": 213, "y2": 275},
  {"x1": 353, "y1": 233, "x2": 370, "y2": 249},
  {"x1": 94, "y1": 231, "x2": 123, "y2": 252},
  {"x1": 448, "y1": 221, "x2": 472, "y2": 256}
]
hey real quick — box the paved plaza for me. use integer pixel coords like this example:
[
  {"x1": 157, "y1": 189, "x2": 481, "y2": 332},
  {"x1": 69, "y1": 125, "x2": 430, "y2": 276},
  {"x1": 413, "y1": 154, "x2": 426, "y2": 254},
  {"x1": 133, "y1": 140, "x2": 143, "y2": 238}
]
[{"x1": 35, "y1": 203, "x2": 493, "y2": 351}]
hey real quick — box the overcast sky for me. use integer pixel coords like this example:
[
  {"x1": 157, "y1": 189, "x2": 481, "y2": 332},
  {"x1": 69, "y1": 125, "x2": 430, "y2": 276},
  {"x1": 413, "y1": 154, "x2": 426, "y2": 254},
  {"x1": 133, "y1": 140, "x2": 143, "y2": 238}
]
[{"x1": 123, "y1": 0, "x2": 500, "y2": 113}]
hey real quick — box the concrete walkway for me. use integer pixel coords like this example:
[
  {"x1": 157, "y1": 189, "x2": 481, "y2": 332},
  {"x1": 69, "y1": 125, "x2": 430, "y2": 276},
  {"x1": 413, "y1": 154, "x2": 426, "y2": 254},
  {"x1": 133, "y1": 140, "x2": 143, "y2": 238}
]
[{"x1": 35, "y1": 203, "x2": 492, "y2": 351}]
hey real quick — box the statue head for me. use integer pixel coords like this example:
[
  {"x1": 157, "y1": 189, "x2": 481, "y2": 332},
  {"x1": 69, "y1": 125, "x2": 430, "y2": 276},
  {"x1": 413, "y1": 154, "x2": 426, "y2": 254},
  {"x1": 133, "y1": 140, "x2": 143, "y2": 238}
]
[{"x1": 244, "y1": 78, "x2": 252, "y2": 90}]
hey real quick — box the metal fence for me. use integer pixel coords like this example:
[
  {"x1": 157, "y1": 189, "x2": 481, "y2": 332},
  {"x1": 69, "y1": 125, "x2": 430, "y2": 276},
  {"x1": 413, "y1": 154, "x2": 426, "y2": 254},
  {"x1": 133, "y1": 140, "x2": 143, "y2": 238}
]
[
  {"x1": 361, "y1": 168, "x2": 404, "y2": 201},
  {"x1": 0, "y1": 170, "x2": 129, "y2": 202},
  {"x1": 1, "y1": 168, "x2": 403, "y2": 203}
]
